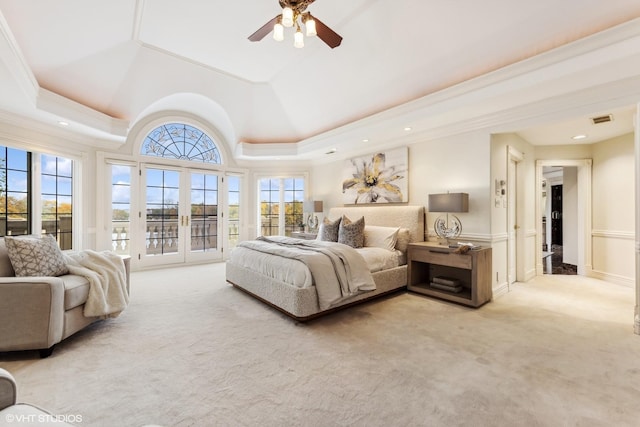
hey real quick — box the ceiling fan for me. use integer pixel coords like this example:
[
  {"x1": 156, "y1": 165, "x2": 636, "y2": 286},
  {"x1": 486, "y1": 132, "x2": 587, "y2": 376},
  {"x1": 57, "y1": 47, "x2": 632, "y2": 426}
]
[{"x1": 248, "y1": 0, "x2": 343, "y2": 49}]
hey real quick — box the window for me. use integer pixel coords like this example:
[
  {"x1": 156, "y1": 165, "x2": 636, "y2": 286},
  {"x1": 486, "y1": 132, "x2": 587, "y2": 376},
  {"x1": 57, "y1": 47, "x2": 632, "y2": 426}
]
[
  {"x1": 141, "y1": 123, "x2": 222, "y2": 164},
  {"x1": 111, "y1": 164, "x2": 132, "y2": 255},
  {"x1": 259, "y1": 177, "x2": 304, "y2": 237},
  {"x1": 227, "y1": 176, "x2": 241, "y2": 250},
  {"x1": 41, "y1": 155, "x2": 73, "y2": 249},
  {"x1": 145, "y1": 168, "x2": 180, "y2": 256},
  {"x1": 0, "y1": 147, "x2": 30, "y2": 237},
  {"x1": 190, "y1": 172, "x2": 218, "y2": 252},
  {"x1": 0, "y1": 147, "x2": 74, "y2": 249}
]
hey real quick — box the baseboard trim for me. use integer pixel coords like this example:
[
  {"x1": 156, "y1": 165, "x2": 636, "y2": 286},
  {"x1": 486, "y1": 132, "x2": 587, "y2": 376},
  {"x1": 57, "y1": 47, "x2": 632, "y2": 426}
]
[
  {"x1": 493, "y1": 282, "x2": 509, "y2": 298},
  {"x1": 588, "y1": 270, "x2": 634, "y2": 287}
]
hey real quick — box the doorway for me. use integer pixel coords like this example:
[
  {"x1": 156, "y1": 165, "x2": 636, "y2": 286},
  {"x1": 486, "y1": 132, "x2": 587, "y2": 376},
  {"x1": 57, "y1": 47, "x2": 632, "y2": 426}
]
[
  {"x1": 140, "y1": 164, "x2": 223, "y2": 268},
  {"x1": 536, "y1": 160, "x2": 592, "y2": 276}
]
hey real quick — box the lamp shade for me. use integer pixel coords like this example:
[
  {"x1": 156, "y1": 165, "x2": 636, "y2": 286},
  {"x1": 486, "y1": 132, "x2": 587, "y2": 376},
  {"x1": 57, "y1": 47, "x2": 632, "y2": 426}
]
[
  {"x1": 429, "y1": 193, "x2": 469, "y2": 213},
  {"x1": 304, "y1": 200, "x2": 323, "y2": 212}
]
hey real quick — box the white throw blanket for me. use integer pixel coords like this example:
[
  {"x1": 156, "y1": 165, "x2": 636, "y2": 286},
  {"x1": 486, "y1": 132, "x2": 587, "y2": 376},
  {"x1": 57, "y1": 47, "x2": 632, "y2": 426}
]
[
  {"x1": 64, "y1": 250, "x2": 129, "y2": 318},
  {"x1": 240, "y1": 236, "x2": 375, "y2": 310}
]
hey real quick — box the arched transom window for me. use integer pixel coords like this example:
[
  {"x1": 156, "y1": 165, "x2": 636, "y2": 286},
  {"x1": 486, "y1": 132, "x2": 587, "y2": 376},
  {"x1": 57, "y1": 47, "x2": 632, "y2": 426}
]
[{"x1": 141, "y1": 123, "x2": 222, "y2": 164}]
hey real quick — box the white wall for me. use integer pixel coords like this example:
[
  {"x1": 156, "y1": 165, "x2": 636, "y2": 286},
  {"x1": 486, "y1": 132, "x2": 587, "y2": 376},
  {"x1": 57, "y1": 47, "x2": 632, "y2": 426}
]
[
  {"x1": 534, "y1": 136, "x2": 635, "y2": 285},
  {"x1": 591, "y1": 133, "x2": 635, "y2": 283},
  {"x1": 1, "y1": 117, "x2": 634, "y2": 285},
  {"x1": 490, "y1": 133, "x2": 537, "y2": 290},
  {"x1": 311, "y1": 131, "x2": 492, "y2": 241}
]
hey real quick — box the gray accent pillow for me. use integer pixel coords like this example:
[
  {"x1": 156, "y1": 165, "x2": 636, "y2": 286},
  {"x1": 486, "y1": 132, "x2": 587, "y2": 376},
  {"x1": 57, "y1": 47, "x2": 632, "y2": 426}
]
[
  {"x1": 4, "y1": 234, "x2": 69, "y2": 277},
  {"x1": 338, "y1": 215, "x2": 365, "y2": 248},
  {"x1": 318, "y1": 217, "x2": 342, "y2": 242}
]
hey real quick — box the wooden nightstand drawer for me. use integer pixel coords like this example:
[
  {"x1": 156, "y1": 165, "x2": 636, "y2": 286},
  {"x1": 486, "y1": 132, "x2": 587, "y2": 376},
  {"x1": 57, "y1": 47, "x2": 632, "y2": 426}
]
[{"x1": 425, "y1": 249, "x2": 471, "y2": 269}]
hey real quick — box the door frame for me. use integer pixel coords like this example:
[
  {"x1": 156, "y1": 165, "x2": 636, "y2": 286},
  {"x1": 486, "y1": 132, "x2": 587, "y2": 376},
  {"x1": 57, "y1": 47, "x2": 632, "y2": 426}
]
[
  {"x1": 535, "y1": 159, "x2": 592, "y2": 275},
  {"x1": 507, "y1": 146, "x2": 523, "y2": 285}
]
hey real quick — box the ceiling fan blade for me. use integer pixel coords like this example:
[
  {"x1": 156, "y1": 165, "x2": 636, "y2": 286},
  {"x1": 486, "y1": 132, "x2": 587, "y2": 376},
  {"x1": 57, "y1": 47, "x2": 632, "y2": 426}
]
[
  {"x1": 248, "y1": 15, "x2": 280, "y2": 42},
  {"x1": 312, "y1": 16, "x2": 343, "y2": 48}
]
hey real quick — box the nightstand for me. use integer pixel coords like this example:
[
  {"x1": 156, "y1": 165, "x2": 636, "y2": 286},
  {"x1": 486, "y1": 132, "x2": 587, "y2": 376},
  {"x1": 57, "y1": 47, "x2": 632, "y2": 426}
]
[
  {"x1": 407, "y1": 242, "x2": 492, "y2": 307},
  {"x1": 291, "y1": 231, "x2": 318, "y2": 240}
]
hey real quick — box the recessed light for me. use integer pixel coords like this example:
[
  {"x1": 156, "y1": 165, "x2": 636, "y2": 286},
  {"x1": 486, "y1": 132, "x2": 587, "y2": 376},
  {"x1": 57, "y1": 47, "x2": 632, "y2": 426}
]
[
  {"x1": 362, "y1": 139, "x2": 369, "y2": 143},
  {"x1": 58, "y1": 121, "x2": 69, "y2": 126},
  {"x1": 572, "y1": 134, "x2": 587, "y2": 140},
  {"x1": 404, "y1": 127, "x2": 412, "y2": 131}
]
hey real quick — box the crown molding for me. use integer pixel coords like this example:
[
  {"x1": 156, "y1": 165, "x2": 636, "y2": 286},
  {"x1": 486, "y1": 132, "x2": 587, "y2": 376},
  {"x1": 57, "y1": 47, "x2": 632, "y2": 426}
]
[
  {"x1": 0, "y1": 9, "x2": 38, "y2": 100},
  {"x1": 36, "y1": 89, "x2": 129, "y2": 137}
]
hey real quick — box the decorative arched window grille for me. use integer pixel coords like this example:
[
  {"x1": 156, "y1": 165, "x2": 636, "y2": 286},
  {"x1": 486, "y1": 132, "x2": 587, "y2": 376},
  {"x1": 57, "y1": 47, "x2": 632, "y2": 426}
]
[{"x1": 141, "y1": 123, "x2": 222, "y2": 164}]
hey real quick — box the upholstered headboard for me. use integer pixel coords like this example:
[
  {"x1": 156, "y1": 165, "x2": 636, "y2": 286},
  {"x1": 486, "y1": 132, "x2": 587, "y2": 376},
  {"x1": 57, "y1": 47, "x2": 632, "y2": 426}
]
[{"x1": 327, "y1": 205, "x2": 425, "y2": 243}]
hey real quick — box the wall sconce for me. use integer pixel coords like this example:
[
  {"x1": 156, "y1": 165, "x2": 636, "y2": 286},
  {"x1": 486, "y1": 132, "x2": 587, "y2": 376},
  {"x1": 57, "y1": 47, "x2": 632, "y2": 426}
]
[
  {"x1": 428, "y1": 192, "x2": 469, "y2": 246},
  {"x1": 304, "y1": 200, "x2": 323, "y2": 231}
]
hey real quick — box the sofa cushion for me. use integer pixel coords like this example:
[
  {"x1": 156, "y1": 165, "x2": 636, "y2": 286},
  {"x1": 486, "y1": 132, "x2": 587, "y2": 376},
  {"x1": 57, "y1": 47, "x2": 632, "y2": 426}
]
[
  {"x1": 0, "y1": 239, "x2": 16, "y2": 277},
  {"x1": 62, "y1": 275, "x2": 91, "y2": 311},
  {"x1": 4, "y1": 235, "x2": 69, "y2": 277}
]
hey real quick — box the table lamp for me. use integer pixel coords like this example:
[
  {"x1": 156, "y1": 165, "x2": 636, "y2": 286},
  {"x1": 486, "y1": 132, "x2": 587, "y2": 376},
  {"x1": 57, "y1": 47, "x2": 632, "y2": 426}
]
[{"x1": 428, "y1": 192, "x2": 469, "y2": 246}]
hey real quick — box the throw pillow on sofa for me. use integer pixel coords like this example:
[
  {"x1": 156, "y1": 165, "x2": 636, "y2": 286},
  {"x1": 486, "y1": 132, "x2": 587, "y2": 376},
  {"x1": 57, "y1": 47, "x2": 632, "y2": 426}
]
[{"x1": 4, "y1": 234, "x2": 69, "y2": 277}]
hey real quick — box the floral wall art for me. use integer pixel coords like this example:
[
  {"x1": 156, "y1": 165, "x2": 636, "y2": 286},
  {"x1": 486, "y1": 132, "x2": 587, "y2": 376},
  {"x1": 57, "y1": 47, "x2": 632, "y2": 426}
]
[{"x1": 342, "y1": 147, "x2": 408, "y2": 204}]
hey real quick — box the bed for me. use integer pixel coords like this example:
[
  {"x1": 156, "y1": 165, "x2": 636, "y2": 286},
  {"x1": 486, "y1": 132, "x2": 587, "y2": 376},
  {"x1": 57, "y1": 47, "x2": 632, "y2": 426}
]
[{"x1": 226, "y1": 205, "x2": 425, "y2": 320}]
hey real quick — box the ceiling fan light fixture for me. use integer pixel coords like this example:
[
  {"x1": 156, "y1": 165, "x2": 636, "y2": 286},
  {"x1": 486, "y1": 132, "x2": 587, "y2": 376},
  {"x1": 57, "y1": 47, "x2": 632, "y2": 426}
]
[
  {"x1": 282, "y1": 7, "x2": 294, "y2": 27},
  {"x1": 304, "y1": 13, "x2": 317, "y2": 37},
  {"x1": 273, "y1": 20, "x2": 284, "y2": 41},
  {"x1": 249, "y1": 1, "x2": 342, "y2": 49},
  {"x1": 294, "y1": 27, "x2": 304, "y2": 48}
]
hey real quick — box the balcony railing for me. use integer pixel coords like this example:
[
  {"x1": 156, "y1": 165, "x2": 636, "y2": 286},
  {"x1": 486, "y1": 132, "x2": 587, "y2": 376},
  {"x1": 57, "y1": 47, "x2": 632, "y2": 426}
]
[{"x1": 0, "y1": 217, "x2": 72, "y2": 250}]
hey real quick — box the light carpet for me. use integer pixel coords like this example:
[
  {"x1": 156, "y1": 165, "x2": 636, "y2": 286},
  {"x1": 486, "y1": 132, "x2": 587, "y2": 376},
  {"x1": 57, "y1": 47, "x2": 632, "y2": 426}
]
[{"x1": 1, "y1": 263, "x2": 640, "y2": 427}]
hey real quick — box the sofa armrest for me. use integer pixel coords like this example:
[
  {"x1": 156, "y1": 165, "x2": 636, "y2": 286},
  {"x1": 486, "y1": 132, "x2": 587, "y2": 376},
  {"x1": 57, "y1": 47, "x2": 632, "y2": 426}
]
[
  {"x1": 0, "y1": 368, "x2": 17, "y2": 410},
  {"x1": 0, "y1": 278, "x2": 65, "y2": 352}
]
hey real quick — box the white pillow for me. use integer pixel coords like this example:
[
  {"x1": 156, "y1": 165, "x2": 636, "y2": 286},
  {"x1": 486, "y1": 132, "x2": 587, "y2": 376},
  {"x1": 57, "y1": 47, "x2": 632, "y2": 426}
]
[{"x1": 363, "y1": 226, "x2": 400, "y2": 251}]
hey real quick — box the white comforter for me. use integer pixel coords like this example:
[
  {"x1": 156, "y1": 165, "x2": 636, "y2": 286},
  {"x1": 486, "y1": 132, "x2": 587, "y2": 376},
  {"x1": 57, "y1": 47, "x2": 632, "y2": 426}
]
[
  {"x1": 65, "y1": 250, "x2": 129, "y2": 318},
  {"x1": 234, "y1": 236, "x2": 376, "y2": 310}
]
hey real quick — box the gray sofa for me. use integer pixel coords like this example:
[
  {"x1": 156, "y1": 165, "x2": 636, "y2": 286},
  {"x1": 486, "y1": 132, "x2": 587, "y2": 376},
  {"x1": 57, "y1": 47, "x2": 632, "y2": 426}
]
[{"x1": 0, "y1": 239, "x2": 130, "y2": 357}]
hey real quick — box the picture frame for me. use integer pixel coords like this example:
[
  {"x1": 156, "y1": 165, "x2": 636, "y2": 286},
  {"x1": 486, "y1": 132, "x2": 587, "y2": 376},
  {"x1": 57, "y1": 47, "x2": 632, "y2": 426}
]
[{"x1": 341, "y1": 147, "x2": 408, "y2": 204}]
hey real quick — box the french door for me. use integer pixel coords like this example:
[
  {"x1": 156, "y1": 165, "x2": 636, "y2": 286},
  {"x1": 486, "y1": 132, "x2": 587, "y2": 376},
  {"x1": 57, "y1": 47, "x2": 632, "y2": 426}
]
[{"x1": 140, "y1": 164, "x2": 223, "y2": 267}]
